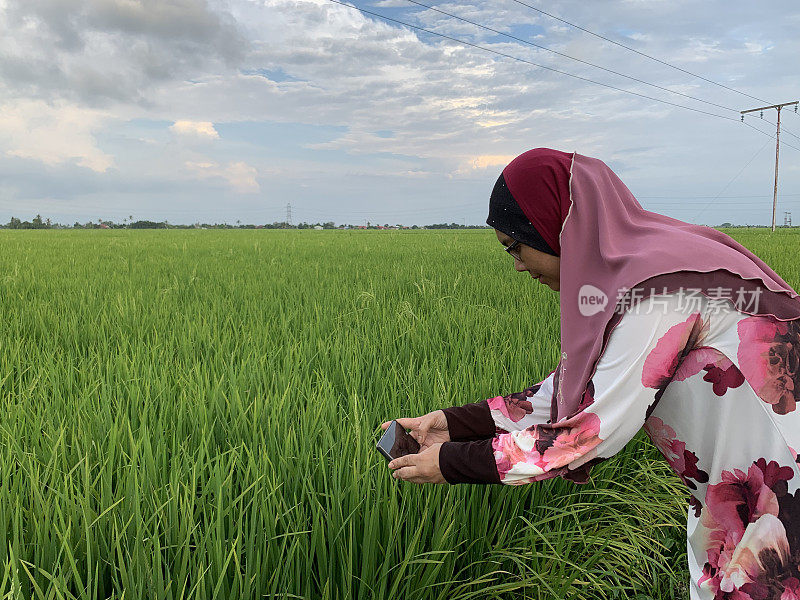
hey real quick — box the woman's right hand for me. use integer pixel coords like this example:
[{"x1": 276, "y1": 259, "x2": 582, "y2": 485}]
[{"x1": 380, "y1": 410, "x2": 450, "y2": 450}]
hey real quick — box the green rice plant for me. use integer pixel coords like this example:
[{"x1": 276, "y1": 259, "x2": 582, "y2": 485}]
[{"x1": 0, "y1": 227, "x2": 795, "y2": 599}]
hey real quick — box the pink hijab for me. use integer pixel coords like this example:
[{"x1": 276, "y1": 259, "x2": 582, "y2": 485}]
[{"x1": 501, "y1": 148, "x2": 800, "y2": 425}]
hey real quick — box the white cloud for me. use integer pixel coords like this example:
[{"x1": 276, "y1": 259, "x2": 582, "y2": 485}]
[
  {"x1": 185, "y1": 160, "x2": 259, "y2": 193},
  {"x1": 454, "y1": 154, "x2": 516, "y2": 175},
  {"x1": 743, "y1": 41, "x2": 767, "y2": 54},
  {"x1": 0, "y1": 0, "x2": 246, "y2": 106},
  {"x1": 0, "y1": 99, "x2": 114, "y2": 172},
  {"x1": 169, "y1": 120, "x2": 219, "y2": 139},
  {"x1": 0, "y1": 0, "x2": 797, "y2": 225}
]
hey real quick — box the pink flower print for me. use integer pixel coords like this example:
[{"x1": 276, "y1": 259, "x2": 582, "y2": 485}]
[
  {"x1": 754, "y1": 458, "x2": 794, "y2": 495},
  {"x1": 672, "y1": 346, "x2": 745, "y2": 396},
  {"x1": 539, "y1": 412, "x2": 602, "y2": 471},
  {"x1": 488, "y1": 388, "x2": 535, "y2": 423},
  {"x1": 492, "y1": 431, "x2": 544, "y2": 480},
  {"x1": 681, "y1": 451, "x2": 709, "y2": 489},
  {"x1": 643, "y1": 416, "x2": 708, "y2": 490},
  {"x1": 702, "y1": 463, "x2": 780, "y2": 547},
  {"x1": 717, "y1": 514, "x2": 790, "y2": 594},
  {"x1": 703, "y1": 362, "x2": 746, "y2": 397},
  {"x1": 699, "y1": 460, "x2": 799, "y2": 597},
  {"x1": 644, "y1": 417, "x2": 683, "y2": 465},
  {"x1": 642, "y1": 313, "x2": 710, "y2": 390},
  {"x1": 493, "y1": 412, "x2": 605, "y2": 481},
  {"x1": 689, "y1": 496, "x2": 703, "y2": 518},
  {"x1": 673, "y1": 347, "x2": 726, "y2": 382},
  {"x1": 783, "y1": 577, "x2": 800, "y2": 600},
  {"x1": 738, "y1": 317, "x2": 800, "y2": 415}
]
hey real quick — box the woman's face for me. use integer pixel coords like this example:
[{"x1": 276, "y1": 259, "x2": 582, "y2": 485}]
[{"x1": 495, "y1": 229, "x2": 561, "y2": 292}]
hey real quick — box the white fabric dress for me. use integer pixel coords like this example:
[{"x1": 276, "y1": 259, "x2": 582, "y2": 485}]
[{"x1": 483, "y1": 291, "x2": 800, "y2": 599}]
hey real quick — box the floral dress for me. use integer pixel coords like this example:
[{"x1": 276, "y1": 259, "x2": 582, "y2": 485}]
[{"x1": 438, "y1": 291, "x2": 800, "y2": 599}]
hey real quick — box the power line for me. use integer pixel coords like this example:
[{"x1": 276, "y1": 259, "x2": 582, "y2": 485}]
[
  {"x1": 508, "y1": 0, "x2": 772, "y2": 105},
  {"x1": 742, "y1": 115, "x2": 780, "y2": 137},
  {"x1": 402, "y1": 0, "x2": 800, "y2": 155},
  {"x1": 326, "y1": 0, "x2": 741, "y2": 123},
  {"x1": 403, "y1": 0, "x2": 741, "y2": 114},
  {"x1": 640, "y1": 193, "x2": 800, "y2": 199},
  {"x1": 744, "y1": 113, "x2": 800, "y2": 144},
  {"x1": 692, "y1": 138, "x2": 772, "y2": 222},
  {"x1": 329, "y1": 0, "x2": 800, "y2": 155},
  {"x1": 401, "y1": 0, "x2": 800, "y2": 152},
  {"x1": 646, "y1": 200, "x2": 800, "y2": 206},
  {"x1": 741, "y1": 101, "x2": 799, "y2": 231},
  {"x1": 682, "y1": 205, "x2": 800, "y2": 211},
  {"x1": 740, "y1": 119, "x2": 800, "y2": 153},
  {"x1": 773, "y1": 123, "x2": 800, "y2": 144}
]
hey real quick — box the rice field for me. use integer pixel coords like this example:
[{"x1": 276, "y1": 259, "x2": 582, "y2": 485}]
[{"x1": 0, "y1": 227, "x2": 797, "y2": 600}]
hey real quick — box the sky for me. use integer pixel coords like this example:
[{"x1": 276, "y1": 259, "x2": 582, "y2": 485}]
[{"x1": 0, "y1": 0, "x2": 798, "y2": 226}]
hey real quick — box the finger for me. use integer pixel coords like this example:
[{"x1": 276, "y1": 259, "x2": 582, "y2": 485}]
[
  {"x1": 381, "y1": 418, "x2": 416, "y2": 431},
  {"x1": 418, "y1": 415, "x2": 433, "y2": 445},
  {"x1": 382, "y1": 418, "x2": 417, "y2": 432},
  {"x1": 392, "y1": 466, "x2": 419, "y2": 481},
  {"x1": 387, "y1": 454, "x2": 416, "y2": 470},
  {"x1": 394, "y1": 417, "x2": 421, "y2": 430}
]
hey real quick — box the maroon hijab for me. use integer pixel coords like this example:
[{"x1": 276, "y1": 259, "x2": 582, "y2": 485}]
[{"x1": 498, "y1": 148, "x2": 800, "y2": 425}]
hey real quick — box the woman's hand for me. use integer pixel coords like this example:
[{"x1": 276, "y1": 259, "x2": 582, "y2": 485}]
[
  {"x1": 380, "y1": 410, "x2": 450, "y2": 450},
  {"x1": 387, "y1": 443, "x2": 446, "y2": 484}
]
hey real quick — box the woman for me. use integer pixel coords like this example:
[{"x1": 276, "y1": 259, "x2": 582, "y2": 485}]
[{"x1": 381, "y1": 148, "x2": 800, "y2": 599}]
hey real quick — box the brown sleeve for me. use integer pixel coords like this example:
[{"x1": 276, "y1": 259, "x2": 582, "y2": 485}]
[
  {"x1": 439, "y1": 439, "x2": 501, "y2": 484},
  {"x1": 441, "y1": 400, "x2": 496, "y2": 441}
]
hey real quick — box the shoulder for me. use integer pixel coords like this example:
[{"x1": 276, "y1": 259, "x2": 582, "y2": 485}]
[
  {"x1": 596, "y1": 291, "x2": 714, "y2": 384},
  {"x1": 617, "y1": 289, "x2": 710, "y2": 318},
  {"x1": 609, "y1": 290, "x2": 710, "y2": 343}
]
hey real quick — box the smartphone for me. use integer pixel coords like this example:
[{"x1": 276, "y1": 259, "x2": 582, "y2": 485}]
[{"x1": 376, "y1": 420, "x2": 421, "y2": 461}]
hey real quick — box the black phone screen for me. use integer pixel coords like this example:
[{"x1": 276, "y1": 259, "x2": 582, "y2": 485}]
[{"x1": 376, "y1": 420, "x2": 421, "y2": 461}]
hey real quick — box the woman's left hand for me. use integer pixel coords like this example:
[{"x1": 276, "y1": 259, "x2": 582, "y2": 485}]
[{"x1": 387, "y1": 443, "x2": 446, "y2": 484}]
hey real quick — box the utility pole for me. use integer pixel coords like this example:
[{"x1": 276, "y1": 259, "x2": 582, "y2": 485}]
[
  {"x1": 740, "y1": 101, "x2": 798, "y2": 232},
  {"x1": 285, "y1": 203, "x2": 292, "y2": 228}
]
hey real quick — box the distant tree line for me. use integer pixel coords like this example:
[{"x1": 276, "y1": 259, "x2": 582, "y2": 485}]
[
  {"x1": 1, "y1": 215, "x2": 495, "y2": 230},
  {"x1": 425, "y1": 223, "x2": 490, "y2": 229},
  {"x1": 6, "y1": 215, "x2": 52, "y2": 229},
  {"x1": 3, "y1": 216, "x2": 782, "y2": 230}
]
